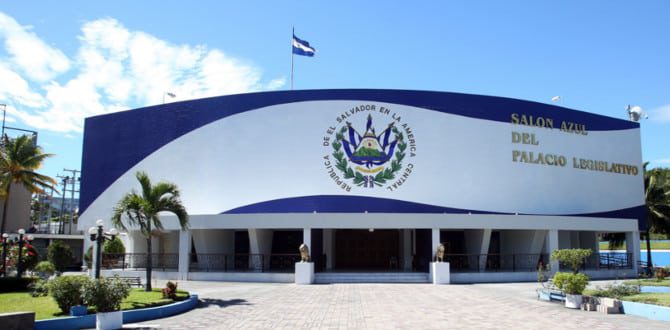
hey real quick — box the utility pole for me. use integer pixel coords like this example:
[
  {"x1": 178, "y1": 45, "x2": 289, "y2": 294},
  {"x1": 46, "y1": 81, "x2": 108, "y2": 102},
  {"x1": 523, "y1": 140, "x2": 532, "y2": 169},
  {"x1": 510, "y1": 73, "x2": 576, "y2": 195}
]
[
  {"x1": 47, "y1": 187, "x2": 54, "y2": 232},
  {"x1": 56, "y1": 175, "x2": 69, "y2": 234},
  {"x1": 62, "y1": 169, "x2": 80, "y2": 234}
]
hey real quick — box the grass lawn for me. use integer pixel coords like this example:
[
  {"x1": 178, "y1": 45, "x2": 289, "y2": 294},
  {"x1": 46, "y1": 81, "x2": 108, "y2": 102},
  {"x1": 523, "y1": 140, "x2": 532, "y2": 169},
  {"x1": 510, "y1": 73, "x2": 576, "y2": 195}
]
[
  {"x1": 0, "y1": 289, "x2": 189, "y2": 320},
  {"x1": 621, "y1": 293, "x2": 670, "y2": 307},
  {"x1": 624, "y1": 279, "x2": 670, "y2": 287},
  {"x1": 599, "y1": 241, "x2": 670, "y2": 250}
]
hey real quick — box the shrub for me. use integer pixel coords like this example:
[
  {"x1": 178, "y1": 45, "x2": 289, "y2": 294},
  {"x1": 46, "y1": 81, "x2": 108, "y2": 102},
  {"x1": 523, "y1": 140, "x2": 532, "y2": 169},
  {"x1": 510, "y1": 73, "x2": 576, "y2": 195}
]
[
  {"x1": 655, "y1": 267, "x2": 668, "y2": 281},
  {"x1": 103, "y1": 236, "x2": 126, "y2": 254},
  {"x1": 162, "y1": 281, "x2": 178, "y2": 300},
  {"x1": 82, "y1": 276, "x2": 130, "y2": 313},
  {"x1": 50, "y1": 275, "x2": 90, "y2": 313},
  {"x1": 29, "y1": 279, "x2": 50, "y2": 297},
  {"x1": 35, "y1": 261, "x2": 56, "y2": 279},
  {"x1": 552, "y1": 271, "x2": 589, "y2": 295},
  {"x1": 551, "y1": 249, "x2": 592, "y2": 274},
  {"x1": 591, "y1": 283, "x2": 640, "y2": 299},
  {"x1": 537, "y1": 264, "x2": 548, "y2": 283},
  {"x1": 84, "y1": 246, "x2": 93, "y2": 268},
  {"x1": 47, "y1": 240, "x2": 74, "y2": 272},
  {"x1": 7, "y1": 243, "x2": 40, "y2": 272},
  {"x1": 0, "y1": 277, "x2": 37, "y2": 292}
]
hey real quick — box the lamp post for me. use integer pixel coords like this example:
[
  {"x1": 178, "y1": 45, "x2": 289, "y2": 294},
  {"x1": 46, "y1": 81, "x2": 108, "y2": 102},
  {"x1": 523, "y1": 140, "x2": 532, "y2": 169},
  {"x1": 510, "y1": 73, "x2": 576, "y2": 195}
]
[
  {"x1": 16, "y1": 229, "x2": 34, "y2": 279},
  {"x1": 89, "y1": 219, "x2": 119, "y2": 279},
  {"x1": 1, "y1": 233, "x2": 8, "y2": 277}
]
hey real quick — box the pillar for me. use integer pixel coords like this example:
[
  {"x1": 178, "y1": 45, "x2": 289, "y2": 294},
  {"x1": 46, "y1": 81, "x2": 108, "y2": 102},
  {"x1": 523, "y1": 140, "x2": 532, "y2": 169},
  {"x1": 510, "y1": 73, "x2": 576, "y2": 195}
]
[
  {"x1": 402, "y1": 229, "x2": 412, "y2": 270},
  {"x1": 303, "y1": 227, "x2": 312, "y2": 252},
  {"x1": 465, "y1": 229, "x2": 492, "y2": 271},
  {"x1": 248, "y1": 229, "x2": 273, "y2": 270},
  {"x1": 323, "y1": 229, "x2": 334, "y2": 270},
  {"x1": 626, "y1": 231, "x2": 640, "y2": 274},
  {"x1": 178, "y1": 230, "x2": 191, "y2": 280},
  {"x1": 547, "y1": 229, "x2": 559, "y2": 273}
]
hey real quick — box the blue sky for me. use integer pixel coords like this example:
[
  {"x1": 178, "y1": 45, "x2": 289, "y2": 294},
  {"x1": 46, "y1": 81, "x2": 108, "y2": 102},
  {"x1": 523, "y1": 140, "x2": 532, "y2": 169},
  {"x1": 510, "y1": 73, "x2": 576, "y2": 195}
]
[{"x1": 0, "y1": 1, "x2": 669, "y2": 188}]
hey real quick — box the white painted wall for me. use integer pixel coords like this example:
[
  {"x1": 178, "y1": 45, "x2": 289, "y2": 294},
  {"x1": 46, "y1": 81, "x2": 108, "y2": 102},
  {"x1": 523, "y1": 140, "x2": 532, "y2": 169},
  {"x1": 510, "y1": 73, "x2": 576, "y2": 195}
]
[
  {"x1": 138, "y1": 213, "x2": 639, "y2": 232},
  {"x1": 192, "y1": 229, "x2": 234, "y2": 254},
  {"x1": 579, "y1": 231, "x2": 597, "y2": 250},
  {"x1": 249, "y1": 229, "x2": 273, "y2": 269},
  {"x1": 464, "y1": 229, "x2": 492, "y2": 271},
  {"x1": 159, "y1": 231, "x2": 180, "y2": 254},
  {"x1": 80, "y1": 100, "x2": 644, "y2": 232},
  {"x1": 558, "y1": 230, "x2": 571, "y2": 249},
  {"x1": 500, "y1": 230, "x2": 545, "y2": 255}
]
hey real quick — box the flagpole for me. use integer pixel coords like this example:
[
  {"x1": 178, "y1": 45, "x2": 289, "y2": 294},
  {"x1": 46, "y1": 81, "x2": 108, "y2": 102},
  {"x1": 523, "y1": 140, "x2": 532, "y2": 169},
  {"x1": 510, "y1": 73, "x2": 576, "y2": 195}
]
[{"x1": 291, "y1": 26, "x2": 294, "y2": 90}]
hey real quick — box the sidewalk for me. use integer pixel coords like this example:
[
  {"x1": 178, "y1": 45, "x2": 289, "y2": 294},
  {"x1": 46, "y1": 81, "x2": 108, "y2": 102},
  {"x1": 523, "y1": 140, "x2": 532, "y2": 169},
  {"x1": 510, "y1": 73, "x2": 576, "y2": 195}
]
[{"x1": 121, "y1": 279, "x2": 670, "y2": 329}]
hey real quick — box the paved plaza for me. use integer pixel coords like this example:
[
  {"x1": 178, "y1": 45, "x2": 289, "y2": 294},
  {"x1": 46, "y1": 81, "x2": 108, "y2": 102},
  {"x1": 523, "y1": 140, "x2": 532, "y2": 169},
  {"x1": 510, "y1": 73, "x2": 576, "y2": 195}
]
[{"x1": 124, "y1": 280, "x2": 670, "y2": 329}]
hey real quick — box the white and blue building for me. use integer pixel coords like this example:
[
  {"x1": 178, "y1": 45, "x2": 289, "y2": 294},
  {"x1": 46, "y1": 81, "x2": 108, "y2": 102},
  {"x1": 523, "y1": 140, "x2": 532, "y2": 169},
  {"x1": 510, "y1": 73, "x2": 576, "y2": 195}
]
[{"x1": 78, "y1": 89, "x2": 644, "y2": 283}]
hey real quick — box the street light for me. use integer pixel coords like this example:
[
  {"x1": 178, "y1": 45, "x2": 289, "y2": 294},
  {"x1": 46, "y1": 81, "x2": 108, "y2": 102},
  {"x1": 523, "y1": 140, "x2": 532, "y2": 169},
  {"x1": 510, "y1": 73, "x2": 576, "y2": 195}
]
[
  {"x1": 89, "y1": 219, "x2": 119, "y2": 279},
  {"x1": 626, "y1": 105, "x2": 648, "y2": 122},
  {"x1": 1, "y1": 233, "x2": 8, "y2": 277},
  {"x1": 163, "y1": 92, "x2": 176, "y2": 104},
  {"x1": 16, "y1": 228, "x2": 33, "y2": 279}
]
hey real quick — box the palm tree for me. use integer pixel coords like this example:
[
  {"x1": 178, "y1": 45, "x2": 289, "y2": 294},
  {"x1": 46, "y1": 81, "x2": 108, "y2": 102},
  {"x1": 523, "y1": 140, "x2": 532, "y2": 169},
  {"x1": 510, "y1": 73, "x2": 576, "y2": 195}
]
[
  {"x1": 0, "y1": 135, "x2": 56, "y2": 234},
  {"x1": 642, "y1": 163, "x2": 670, "y2": 268},
  {"x1": 111, "y1": 171, "x2": 188, "y2": 291}
]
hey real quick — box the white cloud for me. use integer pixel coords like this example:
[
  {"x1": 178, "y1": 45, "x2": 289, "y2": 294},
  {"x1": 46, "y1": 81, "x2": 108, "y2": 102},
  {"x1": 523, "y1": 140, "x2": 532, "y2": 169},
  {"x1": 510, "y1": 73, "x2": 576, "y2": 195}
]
[
  {"x1": 0, "y1": 12, "x2": 70, "y2": 82},
  {"x1": 0, "y1": 13, "x2": 286, "y2": 134},
  {"x1": 649, "y1": 104, "x2": 670, "y2": 123},
  {"x1": 0, "y1": 62, "x2": 47, "y2": 107}
]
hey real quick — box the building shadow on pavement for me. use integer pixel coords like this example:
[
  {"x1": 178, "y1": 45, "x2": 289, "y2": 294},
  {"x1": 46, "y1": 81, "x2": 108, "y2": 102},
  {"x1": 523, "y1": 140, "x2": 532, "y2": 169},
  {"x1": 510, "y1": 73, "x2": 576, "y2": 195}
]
[{"x1": 198, "y1": 298, "x2": 250, "y2": 309}]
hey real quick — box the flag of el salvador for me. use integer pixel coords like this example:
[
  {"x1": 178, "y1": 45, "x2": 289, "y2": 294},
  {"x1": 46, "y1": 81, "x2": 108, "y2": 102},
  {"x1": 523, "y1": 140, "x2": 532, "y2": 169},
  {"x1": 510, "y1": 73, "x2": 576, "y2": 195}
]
[{"x1": 292, "y1": 34, "x2": 316, "y2": 57}]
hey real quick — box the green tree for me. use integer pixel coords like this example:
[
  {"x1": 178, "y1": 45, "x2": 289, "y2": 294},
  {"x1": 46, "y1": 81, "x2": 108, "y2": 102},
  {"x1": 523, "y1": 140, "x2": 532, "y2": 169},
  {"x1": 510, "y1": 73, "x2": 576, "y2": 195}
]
[
  {"x1": 0, "y1": 135, "x2": 57, "y2": 234},
  {"x1": 111, "y1": 172, "x2": 188, "y2": 291},
  {"x1": 551, "y1": 248, "x2": 592, "y2": 274},
  {"x1": 643, "y1": 164, "x2": 670, "y2": 267},
  {"x1": 103, "y1": 236, "x2": 126, "y2": 254},
  {"x1": 47, "y1": 240, "x2": 74, "y2": 272}
]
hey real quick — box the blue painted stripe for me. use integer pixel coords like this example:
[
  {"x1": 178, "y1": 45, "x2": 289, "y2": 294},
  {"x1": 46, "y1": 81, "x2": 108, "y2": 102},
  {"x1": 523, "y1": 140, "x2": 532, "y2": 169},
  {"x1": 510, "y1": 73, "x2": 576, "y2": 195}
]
[
  {"x1": 34, "y1": 294, "x2": 199, "y2": 330},
  {"x1": 222, "y1": 195, "x2": 645, "y2": 228},
  {"x1": 80, "y1": 89, "x2": 638, "y2": 214},
  {"x1": 641, "y1": 286, "x2": 670, "y2": 293},
  {"x1": 621, "y1": 300, "x2": 670, "y2": 322}
]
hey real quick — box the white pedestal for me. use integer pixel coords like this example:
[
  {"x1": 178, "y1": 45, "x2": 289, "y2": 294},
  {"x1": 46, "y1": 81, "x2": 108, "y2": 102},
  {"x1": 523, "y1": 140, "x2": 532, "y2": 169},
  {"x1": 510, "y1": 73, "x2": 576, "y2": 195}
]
[
  {"x1": 96, "y1": 310, "x2": 122, "y2": 330},
  {"x1": 295, "y1": 262, "x2": 314, "y2": 284},
  {"x1": 431, "y1": 262, "x2": 450, "y2": 284}
]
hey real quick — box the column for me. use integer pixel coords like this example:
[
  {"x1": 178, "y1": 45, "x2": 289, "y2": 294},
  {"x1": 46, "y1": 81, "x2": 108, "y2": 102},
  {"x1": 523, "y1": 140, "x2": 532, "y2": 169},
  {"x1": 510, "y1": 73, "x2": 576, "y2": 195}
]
[
  {"x1": 248, "y1": 229, "x2": 273, "y2": 270},
  {"x1": 547, "y1": 229, "x2": 559, "y2": 273},
  {"x1": 465, "y1": 229, "x2": 492, "y2": 271},
  {"x1": 626, "y1": 231, "x2": 640, "y2": 274},
  {"x1": 303, "y1": 228, "x2": 312, "y2": 252},
  {"x1": 402, "y1": 229, "x2": 412, "y2": 270},
  {"x1": 323, "y1": 229, "x2": 334, "y2": 270},
  {"x1": 178, "y1": 230, "x2": 191, "y2": 280}
]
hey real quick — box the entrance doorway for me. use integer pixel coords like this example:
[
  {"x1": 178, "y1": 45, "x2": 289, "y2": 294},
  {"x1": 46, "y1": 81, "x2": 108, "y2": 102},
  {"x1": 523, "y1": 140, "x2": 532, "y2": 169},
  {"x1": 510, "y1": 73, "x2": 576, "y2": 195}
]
[{"x1": 335, "y1": 229, "x2": 399, "y2": 270}]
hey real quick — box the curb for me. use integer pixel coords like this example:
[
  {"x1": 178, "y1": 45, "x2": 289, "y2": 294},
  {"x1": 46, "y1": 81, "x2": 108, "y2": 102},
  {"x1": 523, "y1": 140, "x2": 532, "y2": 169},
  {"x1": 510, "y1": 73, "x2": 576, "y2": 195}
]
[
  {"x1": 621, "y1": 300, "x2": 670, "y2": 323},
  {"x1": 34, "y1": 294, "x2": 199, "y2": 330}
]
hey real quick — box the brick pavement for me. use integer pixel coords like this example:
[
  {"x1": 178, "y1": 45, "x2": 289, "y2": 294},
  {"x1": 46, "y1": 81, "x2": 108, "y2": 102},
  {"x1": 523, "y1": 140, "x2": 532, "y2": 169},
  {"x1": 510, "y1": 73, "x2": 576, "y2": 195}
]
[{"x1": 129, "y1": 280, "x2": 670, "y2": 329}]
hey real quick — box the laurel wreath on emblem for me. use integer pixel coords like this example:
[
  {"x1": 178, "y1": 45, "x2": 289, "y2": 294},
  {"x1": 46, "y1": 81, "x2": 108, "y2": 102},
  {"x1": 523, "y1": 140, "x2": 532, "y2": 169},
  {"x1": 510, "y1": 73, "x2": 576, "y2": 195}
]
[{"x1": 331, "y1": 125, "x2": 407, "y2": 186}]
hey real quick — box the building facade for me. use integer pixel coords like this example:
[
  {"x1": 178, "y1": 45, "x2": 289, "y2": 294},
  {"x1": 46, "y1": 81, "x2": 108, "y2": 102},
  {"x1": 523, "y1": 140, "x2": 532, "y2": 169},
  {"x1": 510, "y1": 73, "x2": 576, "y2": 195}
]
[{"x1": 78, "y1": 89, "x2": 644, "y2": 283}]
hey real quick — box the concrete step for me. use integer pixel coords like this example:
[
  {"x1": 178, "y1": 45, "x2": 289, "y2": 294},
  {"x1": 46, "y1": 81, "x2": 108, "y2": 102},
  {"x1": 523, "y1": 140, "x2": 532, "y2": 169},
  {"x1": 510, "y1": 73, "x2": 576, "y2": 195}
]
[{"x1": 314, "y1": 272, "x2": 430, "y2": 283}]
